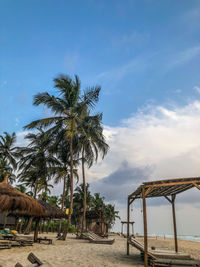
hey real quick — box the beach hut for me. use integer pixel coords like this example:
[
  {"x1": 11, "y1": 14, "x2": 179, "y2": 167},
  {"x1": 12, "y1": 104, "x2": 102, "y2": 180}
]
[
  {"x1": 33, "y1": 199, "x2": 67, "y2": 242},
  {"x1": 127, "y1": 177, "x2": 200, "y2": 267},
  {"x1": 0, "y1": 175, "x2": 45, "y2": 242},
  {"x1": 37, "y1": 199, "x2": 67, "y2": 219},
  {"x1": 86, "y1": 210, "x2": 108, "y2": 236}
]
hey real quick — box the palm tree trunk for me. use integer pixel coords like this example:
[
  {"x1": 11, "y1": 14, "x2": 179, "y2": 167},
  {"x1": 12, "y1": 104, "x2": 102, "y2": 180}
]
[
  {"x1": 19, "y1": 217, "x2": 23, "y2": 234},
  {"x1": 24, "y1": 185, "x2": 37, "y2": 234},
  {"x1": 81, "y1": 151, "x2": 87, "y2": 234},
  {"x1": 3, "y1": 211, "x2": 8, "y2": 230},
  {"x1": 16, "y1": 217, "x2": 20, "y2": 231},
  {"x1": 58, "y1": 174, "x2": 67, "y2": 235},
  {"x1": 61, "y1": 136, "x2": 74, "y2": 240},
  {"x1": 24, "y1": 217, "x2": 33, "y2": 234},
  {"x1": 46, "y1": 219, "x2": 50, "y2": 233}
]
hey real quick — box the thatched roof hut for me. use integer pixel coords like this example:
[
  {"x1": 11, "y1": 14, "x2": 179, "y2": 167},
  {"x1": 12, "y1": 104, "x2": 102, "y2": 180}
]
[
  {"x1": 0, "y1": 177, "x2": 44, "y2": 217},
  {"x1": 37, "y1": 200, "x2": 67, "y2": 219}
]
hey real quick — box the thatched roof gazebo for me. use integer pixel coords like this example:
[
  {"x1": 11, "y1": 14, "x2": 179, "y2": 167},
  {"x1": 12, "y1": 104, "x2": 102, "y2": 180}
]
[
  {"x1": 30, "y1": 199, "x2": 68, "y2": 242},
  {"x1": 0, "y1": 175, "x2": 46, "y2": 243},
  {"x1": 37, "y1": 200, "x2": 67, "y2": 219},
  {"x1": 0, "y1": 177, "x2": 44, "y2": 217}
]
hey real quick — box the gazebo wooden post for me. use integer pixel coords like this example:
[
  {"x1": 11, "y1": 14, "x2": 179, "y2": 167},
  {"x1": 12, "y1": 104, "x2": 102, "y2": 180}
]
[
  {"x1": 127, "y1": 197, "x2": 130, "y2": 255},
  {"x1": 132, "y1": 222, "x2": 134, "y2": 236},
  {"x1": 34, "y1": 218, "x2": 40, "y2": 243},
  {"x1": 171, "y1": 194, "x2": 178, "y2": 252},
  {"x1": 142, "y1": 186, "x2": 148, "y2": 267}
]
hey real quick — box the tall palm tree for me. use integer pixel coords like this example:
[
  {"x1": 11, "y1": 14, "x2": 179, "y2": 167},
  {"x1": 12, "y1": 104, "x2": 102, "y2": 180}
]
[
  {"x1": 51, "y1": 140, "x2": 79, "y2": 235},
  {"x1": 24, "y1": 74, "x2": 101, "y2": 240},
  {"x1": 75, "y1": 111, "x2": 109, "y2": 233},
  {"x1": 0, "y1": 132, "x2": 17, "y2": 183}
]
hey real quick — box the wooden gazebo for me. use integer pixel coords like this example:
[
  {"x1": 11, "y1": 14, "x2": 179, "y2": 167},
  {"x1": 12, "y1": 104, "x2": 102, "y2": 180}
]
[{"x1": 127, "y1": 177, "x2": 200, "y2": 267}]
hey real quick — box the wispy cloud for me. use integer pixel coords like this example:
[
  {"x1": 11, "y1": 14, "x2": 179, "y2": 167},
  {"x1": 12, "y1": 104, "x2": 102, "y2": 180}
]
[
  {"x1": 169, "y1": 45, "x2": 200, "y2": 68},
  {"x1": 94, "y1": 52, "x2": 157, "y2": 89},
  {"x1": 194, "y1": 85, "x2": 200, "y2": 94},
  {"x1": 0, "y1": 80, "x2": 7, "y2": 87},
  {"x1": 111, "y1": 31, "x2": 150, "y2": 50},
  {"x1": 15, "y1": 118, "x2": 19, "y2": 126},
  {"x1": 63, "y1": 52, "x2": 80, "y2": 72}
]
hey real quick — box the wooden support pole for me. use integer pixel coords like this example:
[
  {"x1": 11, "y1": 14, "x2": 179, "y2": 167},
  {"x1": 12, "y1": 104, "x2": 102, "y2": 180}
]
[
  {"x1": 121, "y1": 222, "x2": 123, "y2": 235},
  {"x1": 171, "y1": 195, "x2": 178, "y2": 253},
  {"x1": 193, "y1": 182, "x2": 200, "y2": 191},
  {"x1": 164, "y1": 196, "x2": 172, "y2": 203},
  {"x1": 142, "y1": 187, "x2": 148, "y2": 267},
  {"x1": 34, "y1": 218, "x2": 40, "y2": 243},
  {"x1": 127, "y1": 197, "x2": 130, "y2": 255}
]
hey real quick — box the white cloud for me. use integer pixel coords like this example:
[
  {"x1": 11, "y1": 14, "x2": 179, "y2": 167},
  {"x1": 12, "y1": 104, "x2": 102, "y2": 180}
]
[
  {"x1": 16, "y1": 100, "x2": 200, "y2": 235},
  {"x1": 16, "y1": 131, "x2": 30, "y2": 147},
  {"x1": 15, "y1": 118, "x2": 19, "y2": 126},
  {"x1": 86, "y1": 100, "x2": 200, "y2": 234},
  {"x1": 194, "y1": 86, "x2": 200, "y2": 94}
]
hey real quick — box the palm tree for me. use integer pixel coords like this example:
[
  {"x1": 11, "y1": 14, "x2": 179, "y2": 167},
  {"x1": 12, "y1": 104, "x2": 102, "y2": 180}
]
[
  {"x1": 92, "y1": 193, "x2": 119, "y2": 231},
  {"x1": 17, "y1": 130, "x2": 58, "y2": 234},
  {"x1": 73, "y1": 183, "x2": 94, "y2": 231},
  {"x1": 17, "y1": 130, "x2": 58, "y2": 198},
  {"x1": 75, "y1": 110, "x2": 109, "y2": 233},
  {"x1": 104, "y1": 204, "x2": 120, "y2": 230},
  {"x1": 51, "y1": 140, "x2": 79, "y2": 235},
  {"x1": 0, "y1": 132, "x2": 17, "y2": 183},
  {"x1": 24, "y1": 74, "x2": 101, "y2": 239}
]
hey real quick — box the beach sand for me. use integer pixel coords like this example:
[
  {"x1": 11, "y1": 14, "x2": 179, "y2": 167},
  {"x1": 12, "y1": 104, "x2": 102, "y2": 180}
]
[{"x1": 0, "y1": 234, "x2": 200, "y2": 267}]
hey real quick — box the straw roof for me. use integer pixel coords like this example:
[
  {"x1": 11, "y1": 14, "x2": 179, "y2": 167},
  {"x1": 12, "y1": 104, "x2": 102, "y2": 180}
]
[
  {"x1": 0, "y1": 178, "x2": 45, "y2": 217},
  {"x1": 37, "y1": 200, "x2": 67, "y2": 218}
]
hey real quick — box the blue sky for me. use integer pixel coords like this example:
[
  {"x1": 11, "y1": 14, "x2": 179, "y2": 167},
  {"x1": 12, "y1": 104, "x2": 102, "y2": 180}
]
[
  {"x1": 1, "y1": 0, "x2": 200, "y2": 234},
  {"x1": 1, "y1": 0, "x2": 200, "y2": 133}
]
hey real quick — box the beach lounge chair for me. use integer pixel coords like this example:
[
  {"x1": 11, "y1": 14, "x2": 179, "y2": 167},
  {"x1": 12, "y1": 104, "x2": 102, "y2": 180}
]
[
  {"x1": 88, "y1": 231, "x2": 108, "y2": 240},
  {"x1": 128, "y1": 237, "x2": 191, "y2": 260},
  {"x1": 15, "y1": 253, "x2": 53, "y2": 267},
  {"x1": 151, "y1": 258, "x2": 200, "y2": 266},
  {"x1": 128, "y1": 237, "x2": 200, "y2": 266},
  {"x1": 1, "y1": 231, "x2": 33, "y2": 247},
  {"x1": 83, "y1": 232, "x2": 115, "y2": 244},
  {"x1": 0, "y1": 240, "x2": 11, "y2": 249}
]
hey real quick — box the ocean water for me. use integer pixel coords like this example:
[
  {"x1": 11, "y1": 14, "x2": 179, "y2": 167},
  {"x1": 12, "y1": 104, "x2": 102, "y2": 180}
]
[{"x1": 149, "y1": 234, "x2": 200, "y2": 242}]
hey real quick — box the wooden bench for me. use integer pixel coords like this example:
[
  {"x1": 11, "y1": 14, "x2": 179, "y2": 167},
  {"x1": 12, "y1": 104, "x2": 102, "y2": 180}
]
[
  {"x1": 2, "y1": 234, "x2": 14, "y2": 240},
  {"x1": 37, "y1": 237, "x2": 52, "y2": 245}
]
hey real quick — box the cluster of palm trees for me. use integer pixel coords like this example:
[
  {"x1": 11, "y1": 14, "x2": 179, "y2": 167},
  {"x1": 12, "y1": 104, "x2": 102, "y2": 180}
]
[{"x1": 0, "y1": 74, "x2": 118, "y2": 240}]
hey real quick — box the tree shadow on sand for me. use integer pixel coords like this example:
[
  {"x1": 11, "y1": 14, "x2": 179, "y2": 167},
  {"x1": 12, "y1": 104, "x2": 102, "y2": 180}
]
[{"x1": 99, "y1": 250, "x2": 143, "y2": 266}]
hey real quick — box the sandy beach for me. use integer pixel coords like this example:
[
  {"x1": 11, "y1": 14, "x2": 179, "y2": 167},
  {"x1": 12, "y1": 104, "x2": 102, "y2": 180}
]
[{"x1": 0, "y1": 234, "x2": 200, "y2": 267}]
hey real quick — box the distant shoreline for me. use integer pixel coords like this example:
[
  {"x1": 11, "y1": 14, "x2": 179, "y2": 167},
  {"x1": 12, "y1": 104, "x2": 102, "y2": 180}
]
[{"x1": 136, "y1": 234, "x2": 200, "y2": 243}]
